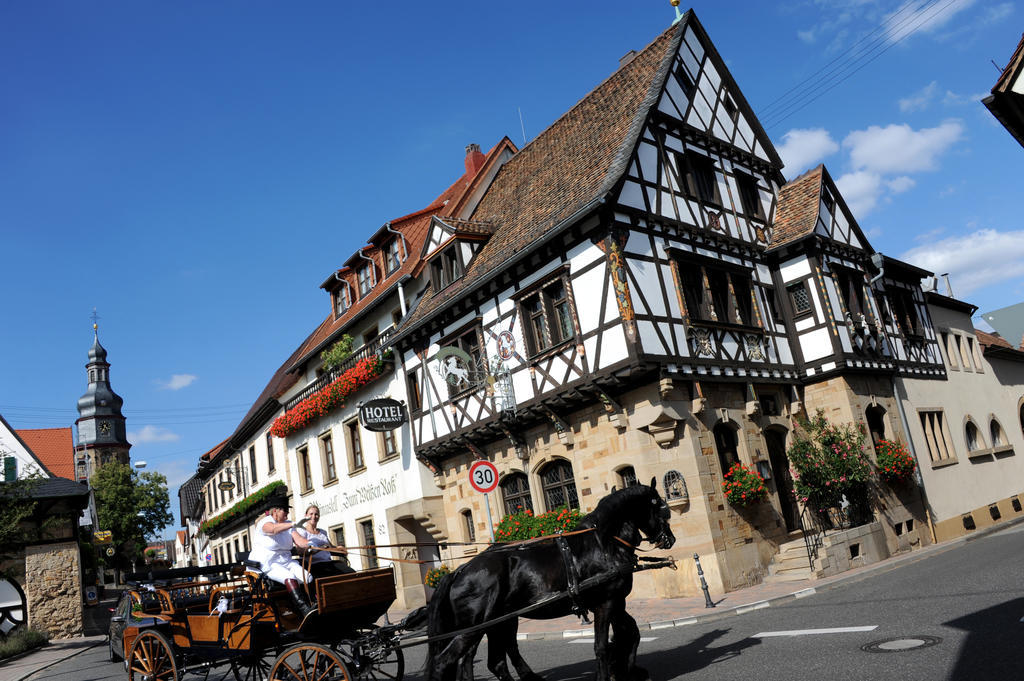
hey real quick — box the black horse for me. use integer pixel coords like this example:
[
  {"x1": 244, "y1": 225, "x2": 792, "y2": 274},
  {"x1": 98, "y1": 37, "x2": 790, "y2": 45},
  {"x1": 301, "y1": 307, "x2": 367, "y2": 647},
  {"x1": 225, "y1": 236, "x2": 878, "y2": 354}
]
[{"x1": 426, "y1": 478, "x2": 675, "y2": 681}]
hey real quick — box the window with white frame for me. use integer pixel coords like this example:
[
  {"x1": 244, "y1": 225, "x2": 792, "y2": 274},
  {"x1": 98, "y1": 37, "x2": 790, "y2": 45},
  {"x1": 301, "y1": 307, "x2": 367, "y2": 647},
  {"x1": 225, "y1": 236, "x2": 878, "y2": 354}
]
[{"x1": 358, "y1": 265, "x2": 373, "y2": 297}]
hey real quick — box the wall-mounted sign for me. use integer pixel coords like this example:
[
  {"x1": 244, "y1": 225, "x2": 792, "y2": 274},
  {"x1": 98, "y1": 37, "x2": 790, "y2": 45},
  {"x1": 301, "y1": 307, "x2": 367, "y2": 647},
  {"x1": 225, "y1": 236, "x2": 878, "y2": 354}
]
[
  {"x1": 218, "y1": 480, "x2": 235, "y2": 492},
  {"x1": 105, "y1": 547, "x2": 115, "y2": 557},
  {"x1": 497, "y1": 331, "x2": 516, "y2": 360},
  {"x1": 93, "y1": 530, "x2": 112, "y2": 544},
  {"x1": 359, "y1": 398, "x2": 407, "y2": 432}
]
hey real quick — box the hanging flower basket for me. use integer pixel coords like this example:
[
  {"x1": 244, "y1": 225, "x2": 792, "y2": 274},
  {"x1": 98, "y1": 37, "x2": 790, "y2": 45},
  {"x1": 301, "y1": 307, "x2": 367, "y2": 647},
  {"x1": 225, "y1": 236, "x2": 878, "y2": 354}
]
[
  {"x1": 722, "y1": 462, "x2": 768, "y2": 507},
  {"x1": 875, "y1": 439, "x2": 916, "y2": 484},
  {"x1": 270, "y1": 356, "x2": 386, "y2": 438}
]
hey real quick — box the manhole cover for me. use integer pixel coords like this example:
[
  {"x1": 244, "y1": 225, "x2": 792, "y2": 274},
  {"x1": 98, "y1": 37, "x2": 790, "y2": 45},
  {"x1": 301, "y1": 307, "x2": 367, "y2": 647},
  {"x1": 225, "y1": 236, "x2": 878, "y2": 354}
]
[{"x1": 862, "y1": 636, "x2": 941, "y2": 653}]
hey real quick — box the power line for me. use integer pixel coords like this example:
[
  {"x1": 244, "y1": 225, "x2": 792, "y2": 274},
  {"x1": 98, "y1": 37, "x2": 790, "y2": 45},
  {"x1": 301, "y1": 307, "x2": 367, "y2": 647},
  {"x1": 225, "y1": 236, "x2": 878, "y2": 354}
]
[{"x1": 761, "y1": 0, "x2": 962, "y2": 131}]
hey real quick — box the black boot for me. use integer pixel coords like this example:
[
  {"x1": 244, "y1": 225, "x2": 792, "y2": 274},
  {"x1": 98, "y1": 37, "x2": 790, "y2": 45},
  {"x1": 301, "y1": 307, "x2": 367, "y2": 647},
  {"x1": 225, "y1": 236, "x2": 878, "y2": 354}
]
[{"x1": 285, "y1": 579, "x2": 316, "y2": 622}]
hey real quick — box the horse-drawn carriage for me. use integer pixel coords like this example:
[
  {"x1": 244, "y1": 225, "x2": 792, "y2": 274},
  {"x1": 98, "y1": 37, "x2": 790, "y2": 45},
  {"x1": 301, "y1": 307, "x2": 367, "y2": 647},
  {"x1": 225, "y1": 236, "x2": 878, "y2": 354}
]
[
  {"x1": 115, "y1": 559, "x2": 406, "y2": 681},
  {"x1": 113, "y1": 480, "x2": 677, "y2": 681}
]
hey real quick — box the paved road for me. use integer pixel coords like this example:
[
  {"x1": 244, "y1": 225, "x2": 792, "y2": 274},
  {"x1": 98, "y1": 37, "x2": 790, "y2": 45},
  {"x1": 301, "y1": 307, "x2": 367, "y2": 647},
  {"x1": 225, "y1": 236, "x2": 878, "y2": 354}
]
[{"x1": 35, "y1": 524, "x2": 1024, "y2": 681}]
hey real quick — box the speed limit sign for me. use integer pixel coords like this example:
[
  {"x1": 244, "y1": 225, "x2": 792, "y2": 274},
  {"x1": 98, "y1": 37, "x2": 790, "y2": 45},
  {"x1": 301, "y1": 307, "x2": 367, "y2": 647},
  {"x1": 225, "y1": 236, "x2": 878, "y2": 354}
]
[{"x1": 468, "y1": 460, "x2": 499, "y2": 494}]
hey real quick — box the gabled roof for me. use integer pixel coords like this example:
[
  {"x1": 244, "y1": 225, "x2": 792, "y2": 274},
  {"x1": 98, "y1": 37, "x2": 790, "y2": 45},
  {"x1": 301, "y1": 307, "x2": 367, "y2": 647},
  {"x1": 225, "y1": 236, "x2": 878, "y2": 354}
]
[
  {"x1": 178, "y1": 473, "x2": 204, "y2": 522},
  {"x1": 977, "y1": 329, "x2": 1024, "y2": 362},
  {"x1": 0, "y1": 412, "x2": 54, "y2": 478},
  {"x1": 983, "y1": 33, "x2": 1024, "y2": 148},
  {"x1": 394, "y1": 17, "x2": 686, "y2": 341},
  {"x1": 16, "y1": 427, "x2": 75, "y2": 480},
  {"x1": 768, "y1": 164, "x2": 874, "y2": 254}
]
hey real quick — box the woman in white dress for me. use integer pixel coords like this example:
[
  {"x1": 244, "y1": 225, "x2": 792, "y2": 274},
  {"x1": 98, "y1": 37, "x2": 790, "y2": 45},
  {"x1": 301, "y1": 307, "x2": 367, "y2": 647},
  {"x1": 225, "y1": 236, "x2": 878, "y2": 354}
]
[
  {"x1": 248, "y1": 493, "x2": 315, "y2": 620},
  {"x1": 291, "y1": 504, "x2": 354, "y2": 579}
]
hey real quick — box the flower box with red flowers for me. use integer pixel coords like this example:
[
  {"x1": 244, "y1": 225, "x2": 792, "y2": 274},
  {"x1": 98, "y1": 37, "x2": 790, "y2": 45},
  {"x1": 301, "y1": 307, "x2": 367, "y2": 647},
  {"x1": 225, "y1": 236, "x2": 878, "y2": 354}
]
[
  {"x1": 722, "y1": 462, "x2": 768, "y2": 507},
  {"x1": 875, "y1": 439, "x2": 916, "y2": 484},
  {"x1": 270, "y1": 355, "x2": 387, "y2": 438}
]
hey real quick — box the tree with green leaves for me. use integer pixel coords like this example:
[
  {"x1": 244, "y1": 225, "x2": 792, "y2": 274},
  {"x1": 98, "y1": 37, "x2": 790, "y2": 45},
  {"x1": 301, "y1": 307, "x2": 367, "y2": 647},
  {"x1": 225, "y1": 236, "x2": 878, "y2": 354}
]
[
  {"x1": 91, "y1": 463, "x2": 173, "y2": 577},
  {"x1": 0, "y1": 476, "x2": 43, "y2": 578}
]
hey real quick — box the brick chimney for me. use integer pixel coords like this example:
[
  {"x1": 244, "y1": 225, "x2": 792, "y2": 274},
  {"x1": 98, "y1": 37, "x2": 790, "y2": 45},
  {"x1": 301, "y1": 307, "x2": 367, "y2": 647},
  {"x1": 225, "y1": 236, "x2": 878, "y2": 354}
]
[{"x1": 465, "y1": 143, "x2": 486, "y2": 176}]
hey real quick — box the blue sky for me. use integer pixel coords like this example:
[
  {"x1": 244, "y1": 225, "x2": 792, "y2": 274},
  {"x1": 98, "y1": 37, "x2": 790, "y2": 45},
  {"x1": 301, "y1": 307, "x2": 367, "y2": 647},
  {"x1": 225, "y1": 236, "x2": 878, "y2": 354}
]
[{"x1": 1, "y1": 1, "x2": 1020, "y2": 537}]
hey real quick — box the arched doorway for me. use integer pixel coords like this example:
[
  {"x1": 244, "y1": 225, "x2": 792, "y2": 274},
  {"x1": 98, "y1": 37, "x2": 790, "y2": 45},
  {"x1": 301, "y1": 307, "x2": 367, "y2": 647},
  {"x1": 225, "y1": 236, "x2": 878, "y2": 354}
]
[
  {"x1": 865, "y1": 405, "x2": 887, "y2": 445},
  {"x1": 765, "y1": 429, "x2": 798, "y2": 532}
]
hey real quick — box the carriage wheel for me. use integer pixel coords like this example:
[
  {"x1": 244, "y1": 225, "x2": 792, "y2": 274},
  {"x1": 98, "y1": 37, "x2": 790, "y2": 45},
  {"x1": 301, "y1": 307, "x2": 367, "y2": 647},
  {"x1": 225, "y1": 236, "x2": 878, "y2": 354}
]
[
  {"x1": 128, "y1": 630, "x2": 178, "y2": 681},
  {"x1": 231, "y1": 651, "x2": 274, "y2": 681},
  {"x1": 270, "y1": 643, "x2": 352, "y2": 681},
  {"x1": 341, "y1": 629, "x2": 404, "y2": 681}
]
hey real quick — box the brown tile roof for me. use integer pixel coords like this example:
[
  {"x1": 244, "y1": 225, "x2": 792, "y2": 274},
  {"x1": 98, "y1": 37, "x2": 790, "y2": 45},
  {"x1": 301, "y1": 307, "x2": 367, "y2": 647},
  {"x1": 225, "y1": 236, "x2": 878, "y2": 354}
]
[
  {"x1": 977, "y1": 330, "x2": 1014, "y2": 349},
  {"x1": 290, "y1": 142, "x2": 513, "y2": 372},
  {"x1": 396, "y1": 18, "x2": 685, "y2": 339},
  {"x1": 770, "y1": 165, "x2": 823, "y2": 249},
  {"x1": 16, "y1": 427, "x2": 75, "y2": 479}
]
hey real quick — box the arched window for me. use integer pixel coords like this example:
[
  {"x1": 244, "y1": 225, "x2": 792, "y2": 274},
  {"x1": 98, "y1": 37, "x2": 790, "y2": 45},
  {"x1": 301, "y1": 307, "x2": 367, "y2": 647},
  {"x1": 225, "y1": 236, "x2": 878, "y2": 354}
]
[
  {"x1": 540, "y1": 460, "x2": 579, "y2": 511},
  {"x1": 617, "y1": 466, "x2": 638, "y2": 489},
  {"x1": 500, "y1": 472, "x2": 533, "y2": 515},
  {"x1": 663, "y1": 470, "x2": 687, "y2": 501},
  {"x1": 990, "y1": 419, "x2": 1006, "y2": 447},
  {"x1": 865, "y1": 405, "x2": 887, "y2": 445},
  {"x1": 965, "y1": 420, "x2": 982, "y2": 452},
  {"x1": 461, "y1": 509, "x2": 476, "y2": 542},
  {"x1": 714, "y1": 423, "x2": 740, "y2": 474}
]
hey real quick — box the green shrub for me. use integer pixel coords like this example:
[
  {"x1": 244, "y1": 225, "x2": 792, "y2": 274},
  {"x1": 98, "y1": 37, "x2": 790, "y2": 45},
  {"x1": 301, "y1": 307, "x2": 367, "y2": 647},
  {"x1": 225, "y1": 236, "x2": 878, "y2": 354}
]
[
  {"x1": 788, "y1": 410, "x2": 873, "y2": 522},
  {"x1": 321, "y1": 335, "x2": 354, "y2": 371},
  {"x1": 0, "y1": 629, "x2": 48, "y2": 660},
  {"x1": 494, "y1": 507, "x2": 581, "y2": 542}
]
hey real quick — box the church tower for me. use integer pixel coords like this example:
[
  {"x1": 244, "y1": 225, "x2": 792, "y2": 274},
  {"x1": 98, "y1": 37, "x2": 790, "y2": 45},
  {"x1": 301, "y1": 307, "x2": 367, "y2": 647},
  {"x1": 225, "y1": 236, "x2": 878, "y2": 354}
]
[{"x1": 75, "y1": 323, "x2": 131, "y2": 479}]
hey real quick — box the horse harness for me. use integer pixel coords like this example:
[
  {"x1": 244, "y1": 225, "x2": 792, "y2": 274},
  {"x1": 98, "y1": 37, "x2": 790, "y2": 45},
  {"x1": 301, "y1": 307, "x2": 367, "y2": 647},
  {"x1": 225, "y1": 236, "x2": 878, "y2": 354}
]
[{"x1": 554, "y1": 534, "x2": 591, "y2": 623}]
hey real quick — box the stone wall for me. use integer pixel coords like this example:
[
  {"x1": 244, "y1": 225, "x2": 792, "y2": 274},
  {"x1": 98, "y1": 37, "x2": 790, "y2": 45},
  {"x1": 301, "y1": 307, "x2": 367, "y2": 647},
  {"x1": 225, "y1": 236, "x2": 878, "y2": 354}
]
[
  {"x1": 25, "y1": 541, "x2": 83, "y2": 639},
  {"x1": 434, "y1": 379, "x2": 800, "y2": 599}
]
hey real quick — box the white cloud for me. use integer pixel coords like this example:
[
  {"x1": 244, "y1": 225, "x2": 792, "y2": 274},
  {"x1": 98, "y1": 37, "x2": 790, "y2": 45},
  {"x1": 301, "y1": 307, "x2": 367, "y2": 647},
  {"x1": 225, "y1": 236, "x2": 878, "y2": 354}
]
[
  {"x1": 883, "y1": 0, "x2": 976, "y2": 44},
  {"x1": 777, "y1": 128, "x2": 839, "y2": 175},
  {"x1": 835, "y1": 170, "x2": 883, "y2": 216},
  {"x1": 157, "y1": 374, "x2": 197, "y2": 391},
  {"x1": 886, "y1": 176, "x2": 916, "y2": 193},
  {"x1": 129, "y1": 425, "x2": 181, "y2": 444},
  {"x1": 898, "y1": 81, "x2": 939, "y2": 112},
  {"x1": 900, "y1": 228, "x2": 1024, "y2": 296},
  {"x1": 942, "y1": 89, "x2": 990, "y2": 106},
  {"x1": 842, "y1": 120, "x2": 964, "y2": 174}
]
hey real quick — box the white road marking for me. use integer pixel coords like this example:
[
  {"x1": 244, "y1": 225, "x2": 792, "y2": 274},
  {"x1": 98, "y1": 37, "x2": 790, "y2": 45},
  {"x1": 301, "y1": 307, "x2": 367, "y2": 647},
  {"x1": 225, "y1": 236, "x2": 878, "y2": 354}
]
[
  {"x1": 735, "y1": 601, "x2": 770, "y2": 614},
  {"x1": 793, "y1": 588, "x2": 817, "y2": 599},
  {"x1": 753, "y1": 625, "x2": 878, "y2": 638},
  {"x1": 570, "y1": 637, "x2": 658, "y2": 644}
]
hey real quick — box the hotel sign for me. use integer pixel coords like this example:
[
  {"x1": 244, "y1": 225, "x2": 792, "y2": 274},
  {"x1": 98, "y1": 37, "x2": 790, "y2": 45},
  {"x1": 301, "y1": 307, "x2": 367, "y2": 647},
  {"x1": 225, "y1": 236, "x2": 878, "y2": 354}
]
[{"x1": 359, "y1": 398, "x2": 406, "y2": 432}]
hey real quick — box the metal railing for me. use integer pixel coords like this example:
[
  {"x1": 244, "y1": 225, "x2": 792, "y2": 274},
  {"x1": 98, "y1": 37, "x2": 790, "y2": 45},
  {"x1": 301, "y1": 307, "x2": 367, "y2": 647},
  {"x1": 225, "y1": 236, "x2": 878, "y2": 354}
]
[
  {"x1": 284, "y1": 328, "x2": 394, "y2": 411},
  {"x1": 799, "y1": 504, "x2": 852, "y2": 571}
]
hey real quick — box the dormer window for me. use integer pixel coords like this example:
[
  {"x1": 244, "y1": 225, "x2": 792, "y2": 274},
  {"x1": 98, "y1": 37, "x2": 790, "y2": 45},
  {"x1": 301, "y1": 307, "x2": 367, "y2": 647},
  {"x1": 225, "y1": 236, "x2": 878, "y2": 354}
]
[
  {"x1": 385, "y1": 239, "x2": 402, "y2": 275},
  {"x1": 334, "y1": 287, "x2": 351, "y2": 316},
  {"x1": 430, "y1": 244, "x2": 465, "y2": 291},
  {"x1": 358, "y1": 265, "x2": 373, "y2": 297}
]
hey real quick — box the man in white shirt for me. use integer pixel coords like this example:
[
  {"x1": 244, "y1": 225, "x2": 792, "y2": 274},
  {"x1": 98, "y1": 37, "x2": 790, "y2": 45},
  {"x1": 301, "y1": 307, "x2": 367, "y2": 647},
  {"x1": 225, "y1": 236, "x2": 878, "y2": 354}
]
[{"x1": 248, "y1": 493, "x2": 315, "y2": 620}]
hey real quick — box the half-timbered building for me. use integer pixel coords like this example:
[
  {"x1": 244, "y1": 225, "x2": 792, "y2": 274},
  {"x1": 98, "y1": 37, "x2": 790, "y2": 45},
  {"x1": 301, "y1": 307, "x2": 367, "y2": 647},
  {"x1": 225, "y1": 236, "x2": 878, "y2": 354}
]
[{"x1": 391, "y1": 11, "x2": 950, "y2": 597}]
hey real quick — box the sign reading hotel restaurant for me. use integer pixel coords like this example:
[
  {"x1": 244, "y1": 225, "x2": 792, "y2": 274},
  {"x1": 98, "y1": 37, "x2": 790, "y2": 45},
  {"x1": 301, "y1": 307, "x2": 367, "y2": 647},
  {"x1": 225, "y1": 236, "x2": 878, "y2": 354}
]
[{"x1": 359, "y1": 398, "x2": 406, "y2": 432}]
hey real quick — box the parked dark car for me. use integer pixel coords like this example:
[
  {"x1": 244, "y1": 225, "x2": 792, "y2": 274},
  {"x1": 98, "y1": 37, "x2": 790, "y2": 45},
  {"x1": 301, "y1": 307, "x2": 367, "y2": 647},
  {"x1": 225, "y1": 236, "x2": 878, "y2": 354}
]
[{"x1": 108, "y1": 590, "x2": 161, "y2": 666}]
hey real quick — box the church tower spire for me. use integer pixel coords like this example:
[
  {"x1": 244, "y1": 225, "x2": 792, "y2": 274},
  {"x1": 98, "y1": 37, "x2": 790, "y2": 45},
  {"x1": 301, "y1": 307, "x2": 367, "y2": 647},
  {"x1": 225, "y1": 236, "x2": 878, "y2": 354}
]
[{"x1": 76, "y1": 316, "x2": 131, "y2": 477}]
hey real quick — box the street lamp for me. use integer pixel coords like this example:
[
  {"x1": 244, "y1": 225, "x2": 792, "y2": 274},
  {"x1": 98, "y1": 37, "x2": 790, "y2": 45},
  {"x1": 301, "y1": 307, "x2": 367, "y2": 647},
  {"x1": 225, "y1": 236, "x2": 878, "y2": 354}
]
[{"x1": 134, "y1": 461, "x2": 147, "y2": 469}]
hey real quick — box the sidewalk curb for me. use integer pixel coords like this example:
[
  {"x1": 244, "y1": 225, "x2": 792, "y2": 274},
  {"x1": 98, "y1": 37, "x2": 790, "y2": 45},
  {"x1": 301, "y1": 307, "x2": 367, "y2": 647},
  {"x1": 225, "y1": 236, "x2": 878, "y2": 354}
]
[{"x1": 515, "y1": 516, "x2": 1024, "y2": 641}]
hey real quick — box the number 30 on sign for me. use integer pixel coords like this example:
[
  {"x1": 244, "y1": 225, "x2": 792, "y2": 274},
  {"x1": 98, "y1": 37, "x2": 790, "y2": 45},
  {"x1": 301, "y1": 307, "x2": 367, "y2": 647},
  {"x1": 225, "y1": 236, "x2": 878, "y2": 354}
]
[{"x1": 469, "y1": 460, "x2": 499, "y2": 494}]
